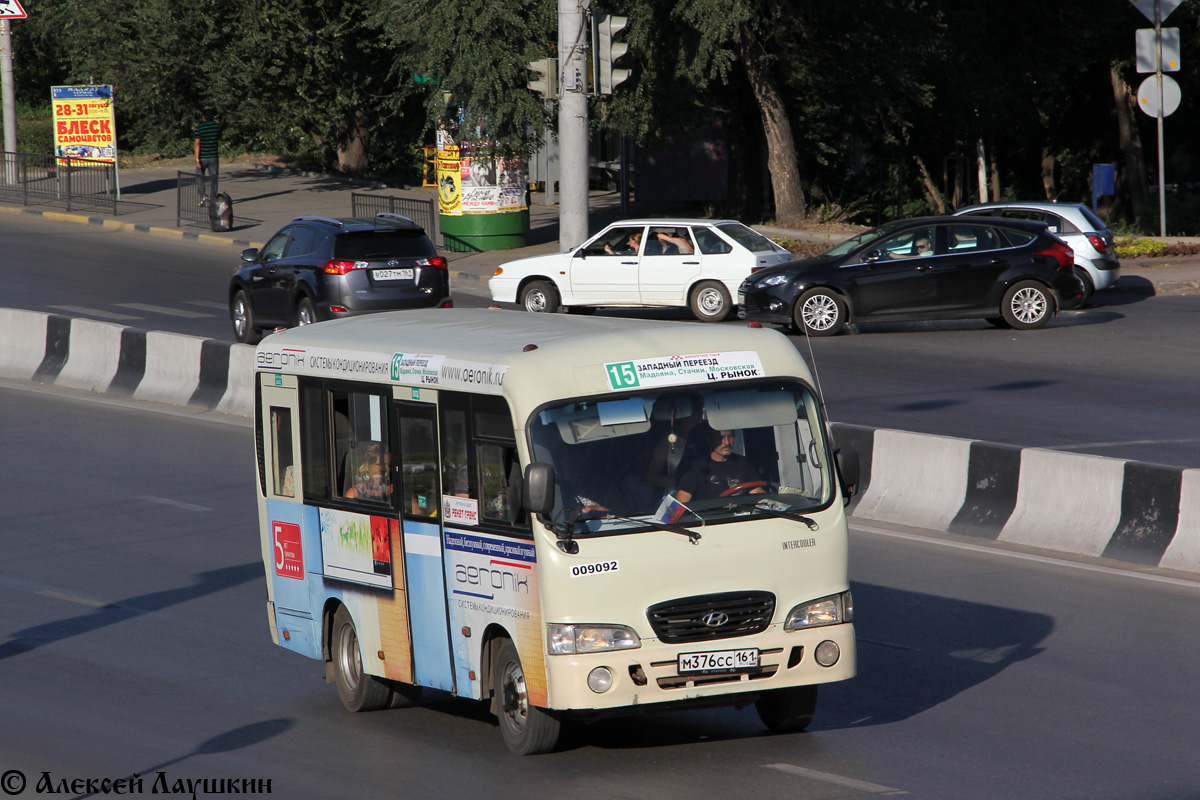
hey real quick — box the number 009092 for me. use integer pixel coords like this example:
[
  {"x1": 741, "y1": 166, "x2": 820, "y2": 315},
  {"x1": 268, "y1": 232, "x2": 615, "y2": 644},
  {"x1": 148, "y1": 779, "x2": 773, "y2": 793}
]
[{"x1": 570, "y1": 560, "x2": 619, "y2": 577}]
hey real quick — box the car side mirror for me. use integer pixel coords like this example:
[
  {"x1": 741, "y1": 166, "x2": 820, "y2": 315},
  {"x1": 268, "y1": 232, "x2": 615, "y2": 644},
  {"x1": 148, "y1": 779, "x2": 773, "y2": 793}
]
[
  {"x1": 834, "y1": 447, "x2": 860, "y2": 503},
  {"x1": 523, "y1": 463, "x2": 556, "y2": 515},
  {"x1": 241, "y1": 247, "x2": 259, "y2": 263},
  {"x1": 863, "y1": 250, "x2": 881, "y2": 264}
]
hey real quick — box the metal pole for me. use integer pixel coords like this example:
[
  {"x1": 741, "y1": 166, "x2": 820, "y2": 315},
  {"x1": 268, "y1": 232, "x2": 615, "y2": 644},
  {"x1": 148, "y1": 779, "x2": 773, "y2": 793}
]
[
  {"x1": 1155, "y1": 1, "x2": 1167, "y2": 237},
  {"x1": 1, "y1": 20, "x2": 17, "y2": 186},
  {"x1": 558, "y1": 0, "x2": 590, "y2": 251}
]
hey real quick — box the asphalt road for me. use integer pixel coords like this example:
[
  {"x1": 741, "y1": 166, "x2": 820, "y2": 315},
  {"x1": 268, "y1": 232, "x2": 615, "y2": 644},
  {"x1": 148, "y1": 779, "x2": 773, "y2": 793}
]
[
  {"x1": 2, "y1": 383, "x2": 1199, "y2": 799},
  {"x1": 3, "y1": 213, "x2": 1199, "y2": 467}
]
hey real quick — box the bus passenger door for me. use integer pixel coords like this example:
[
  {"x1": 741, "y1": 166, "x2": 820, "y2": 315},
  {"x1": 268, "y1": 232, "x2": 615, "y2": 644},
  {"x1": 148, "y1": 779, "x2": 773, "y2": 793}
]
[{"x1": 392, "y1": 396, "x2": 456, "y2": 693}]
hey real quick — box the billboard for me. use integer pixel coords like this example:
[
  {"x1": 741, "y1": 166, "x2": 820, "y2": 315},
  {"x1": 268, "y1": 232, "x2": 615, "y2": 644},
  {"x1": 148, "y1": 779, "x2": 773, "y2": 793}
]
[{"x1": 51, "y1": 85, "x2": 117, "y2": 164}]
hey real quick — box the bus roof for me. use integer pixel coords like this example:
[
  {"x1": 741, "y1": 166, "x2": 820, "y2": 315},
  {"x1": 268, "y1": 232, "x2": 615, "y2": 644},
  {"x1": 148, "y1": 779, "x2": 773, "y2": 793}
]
[{"x1": 255, "y1": 309, "x2": 815, "y2": 422}]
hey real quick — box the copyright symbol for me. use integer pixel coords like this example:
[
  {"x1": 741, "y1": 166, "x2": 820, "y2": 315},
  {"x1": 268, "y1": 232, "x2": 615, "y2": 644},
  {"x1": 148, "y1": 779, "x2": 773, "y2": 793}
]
[{"x1": 1, "y1": 770, "x2": 25, "y2": 795}]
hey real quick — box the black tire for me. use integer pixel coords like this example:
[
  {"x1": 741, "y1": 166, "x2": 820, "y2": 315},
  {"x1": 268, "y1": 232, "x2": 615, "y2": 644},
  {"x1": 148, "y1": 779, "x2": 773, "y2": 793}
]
[
  {"x1": 494, "y1": 639, "x2": 561, "y2": 755},
  {"x1": 689, "y1": 280, "x2": 732, "y2": 322},
  {"x1": 331, "y1": 606, "x2": 392, "y2": 712},
  {"x1": 793, "y1": 288, "x2": 846, "y2": 336},
  {"x1": 1001, "y1": 280, "x2": 1052, "y2": 330},
  {"x1": 1072, "y1": 267, "x2": 1095, "y2": 306},
  {"x1": 756, "y1": 685, "x2": 819, "y2": 733},
  {"x1": 230, "y1": 289, "x2": 262, "y2": 345},
  {"x1": 520, "y1": 280, "x2": 561, "y2": 313},
  {"x1": 295, "y1": 296, "x2": 317, "y2": 327}
]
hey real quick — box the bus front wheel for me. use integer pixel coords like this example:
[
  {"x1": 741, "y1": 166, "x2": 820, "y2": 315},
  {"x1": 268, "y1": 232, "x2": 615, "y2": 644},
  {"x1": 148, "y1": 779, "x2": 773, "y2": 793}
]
[
  {"x1": 756, "y1": 684, "x2": 818, "y2": 733},
  {"x1": 494, "y1": 639, "x2": 561, "y2": 754},
  {"x1": 332, "y1": 606, "x2": 392, "y2": 712}
]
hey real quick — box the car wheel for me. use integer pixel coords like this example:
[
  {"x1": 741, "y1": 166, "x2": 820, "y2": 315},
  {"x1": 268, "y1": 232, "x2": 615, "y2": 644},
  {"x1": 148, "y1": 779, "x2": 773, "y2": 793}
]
[
  {"x1": 1072, "y1": 267, "x2": 1095, "y2": 306},
  {"x1": 794, "y1": 288, "x2": 846, "y2": 336},
  {"x1": 331, "y1": 606, "x2": 392, "y2": 712},
  {"x1": 756, "y1": 685, "x2": 818, "y2": 733},
  {"x1": 689, "y1": 281, "x2": 732, "y2": 322},
  {"x1": 1001, "y1": 281, "x2": 1052, "y2": 330},
  {"x1": 230, "y1": 289, "x2": 262, "y2": 345},
  {"x1": 295, "y1": 296, "x2": 317, "y2": 327},
  {"x1": 520, "y1": 280, "x2": 561, "y2": 313},
  {"x1": 494, "y1": 639, "x2": 561, "y2": 755}
]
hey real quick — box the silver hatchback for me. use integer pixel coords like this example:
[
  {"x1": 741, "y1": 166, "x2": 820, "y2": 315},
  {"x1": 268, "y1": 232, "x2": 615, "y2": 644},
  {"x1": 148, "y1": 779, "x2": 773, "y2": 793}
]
[{"x1": 953, "y1": 202, "x2": 1120, "y2": 304}]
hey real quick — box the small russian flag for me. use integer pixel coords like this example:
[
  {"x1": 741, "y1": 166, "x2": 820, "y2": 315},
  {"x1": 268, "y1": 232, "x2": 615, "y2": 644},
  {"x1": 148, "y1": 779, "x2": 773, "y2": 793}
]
[{"x1": 654, "y1": 494, "x2": 687, "y2": 524}]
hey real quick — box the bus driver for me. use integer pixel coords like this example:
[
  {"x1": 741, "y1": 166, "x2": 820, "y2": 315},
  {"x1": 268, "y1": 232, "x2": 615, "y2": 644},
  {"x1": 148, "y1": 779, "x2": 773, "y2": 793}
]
[{"x1": 674, "y1": 427, "x2": 765, "y2": 503}]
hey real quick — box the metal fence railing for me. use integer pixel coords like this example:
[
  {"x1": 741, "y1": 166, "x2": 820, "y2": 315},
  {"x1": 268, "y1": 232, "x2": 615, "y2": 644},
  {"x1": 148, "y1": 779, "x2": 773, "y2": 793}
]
[
  {"x1": 176, "y1": 170, "x2": 220, "y2": 228},
  {"x1": 0, "y1": 151, "x2": 118, "y2": 214},
  {"x1": 351, "y1": 192, "x2": 440, "y2": 247}
]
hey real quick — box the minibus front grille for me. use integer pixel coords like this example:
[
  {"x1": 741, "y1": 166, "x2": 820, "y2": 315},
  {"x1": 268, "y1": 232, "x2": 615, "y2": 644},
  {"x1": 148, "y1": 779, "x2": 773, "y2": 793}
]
[{"x1": 646, "y1": 591, "x2": 775, "y2": 643}]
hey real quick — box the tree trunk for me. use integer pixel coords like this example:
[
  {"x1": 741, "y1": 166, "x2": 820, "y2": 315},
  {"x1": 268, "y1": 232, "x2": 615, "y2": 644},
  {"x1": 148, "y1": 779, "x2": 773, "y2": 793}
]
[
  {"x1": 736, "y1": 26, "x2": 805, "y2": 225},
  {"x1": 914, "y1": 155, "x2": 946, "y2": 213},
  {"x1": 336, "y1": 110, "x2": 371, "y2": 175},
  {"x1": 1110, "y1": 67, "x2": 1149, "y2": 225},
  {"x1": 990, "y1": 151, "x2": 1001, "y2": 203},
  {"x1": 1040, "y1": 148, "x2": 1056, "y2": 201}
]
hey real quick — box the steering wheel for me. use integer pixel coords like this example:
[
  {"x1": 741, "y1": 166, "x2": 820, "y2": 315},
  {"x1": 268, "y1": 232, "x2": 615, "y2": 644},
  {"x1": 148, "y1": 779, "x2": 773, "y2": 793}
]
[{"x1": 718, "y1": 481, "x2": 768, "y2": 498}]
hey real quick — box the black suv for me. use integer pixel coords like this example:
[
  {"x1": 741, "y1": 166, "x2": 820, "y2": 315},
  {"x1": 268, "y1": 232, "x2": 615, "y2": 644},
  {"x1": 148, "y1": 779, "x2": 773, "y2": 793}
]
[{"x1": 229, "y1": 214, "x2": 451, "y2": 344}]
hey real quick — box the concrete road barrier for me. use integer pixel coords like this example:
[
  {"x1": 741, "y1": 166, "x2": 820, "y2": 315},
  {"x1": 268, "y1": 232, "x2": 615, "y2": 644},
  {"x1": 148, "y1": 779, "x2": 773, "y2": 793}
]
[{"x1": 1, "y1": 308, "x2": 1196, "y2": 576}]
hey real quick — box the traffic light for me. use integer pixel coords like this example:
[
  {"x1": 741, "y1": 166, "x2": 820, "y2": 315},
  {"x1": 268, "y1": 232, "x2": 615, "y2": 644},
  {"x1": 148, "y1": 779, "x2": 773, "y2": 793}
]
[
  {"x1": 527, "y1": 58, "x2": 558, "y2": 98},
  {"x1": 594, "y1": 12, "x2": 631, "y2": 94}
]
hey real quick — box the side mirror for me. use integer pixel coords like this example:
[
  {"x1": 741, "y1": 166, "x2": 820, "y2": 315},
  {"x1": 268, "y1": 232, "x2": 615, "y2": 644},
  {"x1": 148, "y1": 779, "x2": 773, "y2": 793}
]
[
  {"x1": 863, "y1": 250, "x2": 881, "y2": 264},
  {"x1": 834, "y1": 447, "x2": 860, "y2": 502},
  {"x1": 241, "y1": 247, "x2": 259, "y2": 263},
  {"x1": 523, "y1": 463, "x2": 556, "y2": 515}
]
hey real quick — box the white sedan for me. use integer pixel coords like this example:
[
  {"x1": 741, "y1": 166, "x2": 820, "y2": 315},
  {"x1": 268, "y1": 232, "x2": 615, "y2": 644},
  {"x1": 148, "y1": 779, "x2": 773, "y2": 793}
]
[{"x1": 488, "y1": 219, "x2": 795, "y2": 321}]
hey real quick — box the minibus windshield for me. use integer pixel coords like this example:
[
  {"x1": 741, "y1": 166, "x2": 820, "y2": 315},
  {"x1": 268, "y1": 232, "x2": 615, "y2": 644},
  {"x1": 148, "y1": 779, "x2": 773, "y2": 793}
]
[{"x1": 527, "y1": 381, "x2": 833, "y2": 535}]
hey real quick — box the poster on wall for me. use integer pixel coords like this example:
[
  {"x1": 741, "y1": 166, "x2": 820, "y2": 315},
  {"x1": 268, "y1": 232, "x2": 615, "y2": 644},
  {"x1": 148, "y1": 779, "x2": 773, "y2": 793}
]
[
  {"x1": 436, "y1": 144, "x2": 462, "y2": 215},
  {"x1": 51, "y1": 85, "x2": 118, "y2": 165},
  {"x1": 458, "y1": 144, "x2": 529, "y2": 214}
]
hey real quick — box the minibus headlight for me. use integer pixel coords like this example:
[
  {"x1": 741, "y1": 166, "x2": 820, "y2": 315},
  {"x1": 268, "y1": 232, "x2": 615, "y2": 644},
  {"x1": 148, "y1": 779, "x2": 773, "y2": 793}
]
[
  {"x1": 783, "y1": 592, "x2": 853, "y2": 631},
  {"x1": 547, "y1": 624, "x2": 641, "y2": 655}
]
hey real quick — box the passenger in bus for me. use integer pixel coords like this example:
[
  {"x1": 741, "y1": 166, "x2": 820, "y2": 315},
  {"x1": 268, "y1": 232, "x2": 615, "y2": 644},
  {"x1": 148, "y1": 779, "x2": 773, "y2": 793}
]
[
  {"x1": 345, "y1": 444, "x2": 388, "y2": 500},
  {"x1": 674, "y1": 427, "x2": 765, "y2": 503}
]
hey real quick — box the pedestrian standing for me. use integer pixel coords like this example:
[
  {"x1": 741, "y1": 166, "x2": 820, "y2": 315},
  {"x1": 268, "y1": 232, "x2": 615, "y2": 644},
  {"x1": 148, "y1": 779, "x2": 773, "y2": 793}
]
[{"x1": 193, "y1": 110, "x2": 221, "y2": 206}]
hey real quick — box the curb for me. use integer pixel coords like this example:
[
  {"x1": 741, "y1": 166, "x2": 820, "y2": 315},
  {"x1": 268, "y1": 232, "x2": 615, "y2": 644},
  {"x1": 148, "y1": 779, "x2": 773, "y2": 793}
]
[
  {"x1": 833, "y1": 423, "x2": 1200, "y2": 574},
  {"x1": 0, "y1": 203, "x2": 266, "y2": 250},
  {"x1": 3, "y1": 306, "x2": 1197, "y2": 576}
]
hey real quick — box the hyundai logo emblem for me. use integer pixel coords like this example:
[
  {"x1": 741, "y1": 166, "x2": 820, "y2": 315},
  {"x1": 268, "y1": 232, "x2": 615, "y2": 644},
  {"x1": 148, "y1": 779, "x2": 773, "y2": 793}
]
[{"x1": 701, "y1": 611, "x2": 729, "y2": 628}]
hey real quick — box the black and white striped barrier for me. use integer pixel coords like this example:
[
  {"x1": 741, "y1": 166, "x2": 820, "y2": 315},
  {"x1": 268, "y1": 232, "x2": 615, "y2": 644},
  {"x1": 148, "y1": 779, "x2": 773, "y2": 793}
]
[
  {"x1": 2, "y1": 308, "x2": 1196, "y2": 575},
  {"x1": 832, "y1": 423, "x2": 1200, "y2": 573},
  {"x1": 0, "y1": 309, "x2": 253, "y2": 417}
]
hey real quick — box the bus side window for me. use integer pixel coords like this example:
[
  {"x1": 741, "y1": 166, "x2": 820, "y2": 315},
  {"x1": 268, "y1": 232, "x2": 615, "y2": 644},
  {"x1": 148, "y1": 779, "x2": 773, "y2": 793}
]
[
  {"x1": 337, "y1": 390, "x2": 390, "y2": 502},
  {"x1": 300, "y1": 384, "x2": 329, "y2": 500},
  {"x1": 441, "y1": 402, "x2": 472, "y2": 499},
  {"x1": 479, "y1": 443, "x2": 521, "y2": 524},
  {"x1": 400, "y1": 415, "x2": 439, "y2": 517},
  {"x1": 270, "y1": 406, "x2": 295, "y2": 497}
]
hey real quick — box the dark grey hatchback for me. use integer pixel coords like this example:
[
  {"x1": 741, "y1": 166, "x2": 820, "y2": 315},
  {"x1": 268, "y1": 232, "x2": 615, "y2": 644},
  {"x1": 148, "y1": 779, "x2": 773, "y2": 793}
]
[
  {"x1": 229, "y1": 214, "x2": 451, "y2": 343},
  {"x1": 738, "y1": 216, "x2": 1082, "y2": 336}
]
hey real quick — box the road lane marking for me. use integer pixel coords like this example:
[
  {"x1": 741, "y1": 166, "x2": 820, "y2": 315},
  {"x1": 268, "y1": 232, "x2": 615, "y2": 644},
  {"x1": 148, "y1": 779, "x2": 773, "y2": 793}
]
[
  {"x1": 140, "y1": 495, "x2": 211, "y2": 512},
  {"x1": 116, "y1": 303, "x2": 210, "y2": 318},
  {"x1": 36, "y1": 590, "x2": 109, "y2": 609},
  {"x1": 49, "y1": 305, "x2": 141, "y2": 321},
  {"x1": 851, "y1": 521, "x2": 1200, "y2": 590},
  {"x1": 183, "y1": 300, "x2": 229, "y2": 310},
  {"x1": 764, "y1": 763, "x2": 907, "y2": 795}
]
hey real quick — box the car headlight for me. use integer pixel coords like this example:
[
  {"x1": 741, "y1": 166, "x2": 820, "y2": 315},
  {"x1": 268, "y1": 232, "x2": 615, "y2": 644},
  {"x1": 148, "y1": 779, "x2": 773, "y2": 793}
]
[
  {"x1": 783, "y1": 591, "x2": 853, "y2": 631},
  {"x1": 547, "y1": 624, "x2": 641, "y2": 655},
  {"x1": 761, "y1": 274, "x2": 791, "y2": 286}
]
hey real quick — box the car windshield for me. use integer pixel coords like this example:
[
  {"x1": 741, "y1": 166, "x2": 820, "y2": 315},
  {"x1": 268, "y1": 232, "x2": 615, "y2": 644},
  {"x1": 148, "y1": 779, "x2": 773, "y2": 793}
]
[
  {"x1": 820, "y1": 221, "x2": 908, "y2": 258},
  {"x1": 715, "y1": 222, "x2": 785, "y2": 254},
  {"x1": 527, "y1": 381, "x2": 833, "y2": 536}
]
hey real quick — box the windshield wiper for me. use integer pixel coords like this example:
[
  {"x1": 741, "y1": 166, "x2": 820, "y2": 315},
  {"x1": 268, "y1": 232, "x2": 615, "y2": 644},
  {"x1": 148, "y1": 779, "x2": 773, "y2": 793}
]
[
  {"x1": 606, "y1": 514, "x2": 702, "y2": 544},
  {"x1": 723, "y1": 497, "x2": 819, "y2": 530}
]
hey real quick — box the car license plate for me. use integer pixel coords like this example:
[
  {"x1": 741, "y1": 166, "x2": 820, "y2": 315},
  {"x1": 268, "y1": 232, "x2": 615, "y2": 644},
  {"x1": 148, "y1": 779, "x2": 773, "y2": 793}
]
[
  {"x1": 372, "y1": 268, "x2": 414, "y2": 281},
  {"x1": 677, "y1": 647, "x2": 759, "y2": 675}
]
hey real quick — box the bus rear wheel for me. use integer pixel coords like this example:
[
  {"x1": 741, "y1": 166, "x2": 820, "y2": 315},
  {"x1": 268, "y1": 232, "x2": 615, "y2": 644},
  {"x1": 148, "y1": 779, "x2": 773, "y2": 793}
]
[
  {"x1": 756, "y1": 685, "x2": 818, "y2": 733},
  {"x1": 494, "y1": 639, "x2": 561, "y2": 754},
  {"x1": 332, "y1": 606, "x2": 392, "y2": 712}
]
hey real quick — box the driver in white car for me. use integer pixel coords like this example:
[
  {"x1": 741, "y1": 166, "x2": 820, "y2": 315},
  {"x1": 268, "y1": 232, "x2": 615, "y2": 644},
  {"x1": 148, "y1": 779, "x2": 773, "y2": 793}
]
[{"x1": 674, "y1": 427, "x2": 765, "y2": 503}]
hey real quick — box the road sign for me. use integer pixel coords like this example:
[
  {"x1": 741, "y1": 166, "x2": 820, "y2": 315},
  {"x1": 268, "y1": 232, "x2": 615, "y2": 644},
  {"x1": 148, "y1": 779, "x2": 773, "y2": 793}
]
[
  {"x1": 1137, "y1": 73, "x2": 1181, "y2": 117},
  {"x1": 0, "y1": 0, "x2": 27, "y2": 19},
  {"x1": 1136, "y1": 28, "x2": 1180, "y2": 72},
  {"x1": 1129, "y1": 0, "x2": 1184, "y2": 23}
]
